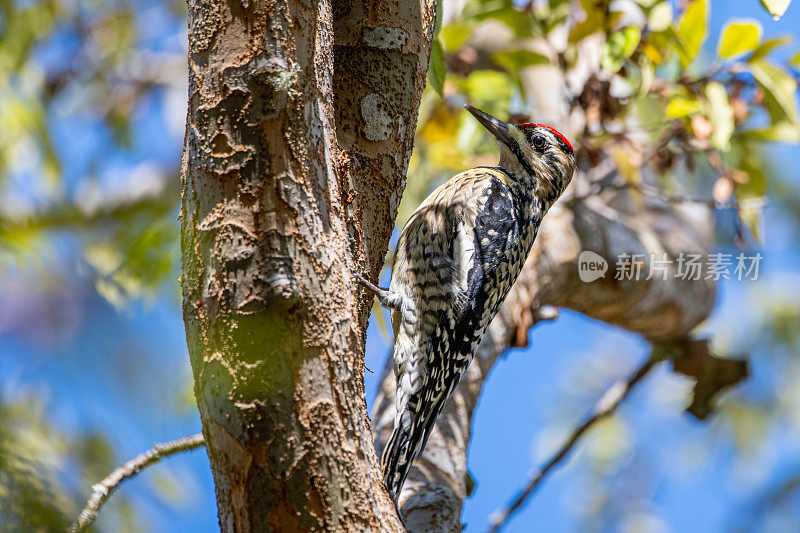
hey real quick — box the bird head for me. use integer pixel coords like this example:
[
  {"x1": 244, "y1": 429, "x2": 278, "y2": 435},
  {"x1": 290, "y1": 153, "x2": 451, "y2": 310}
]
[{"x1": 465, "y1": 104, "x2": 575, "y2": 204}]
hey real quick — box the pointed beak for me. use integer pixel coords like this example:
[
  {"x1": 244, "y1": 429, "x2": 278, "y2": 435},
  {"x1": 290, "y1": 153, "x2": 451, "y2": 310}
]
[{"x1": 465, "y1": 104, "x2": 514, "y2": 146}]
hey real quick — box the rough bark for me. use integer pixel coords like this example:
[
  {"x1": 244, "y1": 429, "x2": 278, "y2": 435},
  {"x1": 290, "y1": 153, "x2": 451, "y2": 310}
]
[
  {"x1": 180, "y1": 0, "x2": 434, "y2": 530},
  {"x1": 333, "y1": 0, "x2": 437, "y2": 277}
]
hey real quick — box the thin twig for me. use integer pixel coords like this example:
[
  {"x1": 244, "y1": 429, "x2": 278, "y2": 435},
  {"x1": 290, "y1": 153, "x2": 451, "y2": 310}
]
[
  {"x1": 71, "y1": 433, "x2": 205, "y2": 533},
  {"x1": 487, "y1": 357, "x2": 660, "y2": 533}
]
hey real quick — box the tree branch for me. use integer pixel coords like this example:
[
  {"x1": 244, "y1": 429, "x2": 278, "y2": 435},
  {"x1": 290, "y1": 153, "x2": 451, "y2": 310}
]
[
  {"x1": 71, "y1": 433, "x2": 204, "y2": 533},
  {"x1": 572, "y1": 179, "x2": 733, "y2": 209},
  {"x1": 487, "y1": 356, "x2": 659, "y2": 532},
  {"x1": 0, "y1": 181, "x2": 178, "y2": 234}
]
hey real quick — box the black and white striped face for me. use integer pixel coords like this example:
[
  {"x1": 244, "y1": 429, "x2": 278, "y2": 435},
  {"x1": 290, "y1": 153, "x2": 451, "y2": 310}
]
[{"x1": 465, "y1": 105, "x2": 576, "y2": 203}]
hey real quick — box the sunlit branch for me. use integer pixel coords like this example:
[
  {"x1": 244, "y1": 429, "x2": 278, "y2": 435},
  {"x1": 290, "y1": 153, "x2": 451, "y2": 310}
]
[
  {"x1": 487, "y1": 356, "x2": 660, "y2": 533},
  {"x1": 71, "y1": 433, "x2": 205, "y2": 533},
  {"x1": 0, "y1": 183, "x2": 178, "y2": 235}
]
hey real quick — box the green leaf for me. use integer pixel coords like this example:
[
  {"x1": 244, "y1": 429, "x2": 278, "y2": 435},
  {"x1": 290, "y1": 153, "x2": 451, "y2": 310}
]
[
  {"x1": 718, "y1": 21, "x2": 761, "y2": 59},
  {"x1": 676, "y1": 0, "x2": 707, "y2": 67},
  {"x1": 665, "y1": 27, "x2": 691, "y2": 66},
  {"x1": 486, "y1": 5, "x2": 536, "y2": 36},
  {"x1": 665, "y1": 96, "x2": 703, "y2": 117},
  {"x1": 739, "y1": 205, "x2": 763, "y2": 243},
  {"x1": 427, "y1": 0, "x2": 445, "y2": 98},
  {"x1": 648, "y1": 2, "x2": 673, "y2": 32},
  {"x1": 638, "y1": 55, "x2": 655, "y2": 96},
  {"x1": 750, "y1": 36, "x2": 791, "y2": 62},
  {"x1": 759, "y1": 0, "x2": 792, "y2": 20},
  {"x1": 734, "y1": 142, "x2": 768, "y2": 199},
  {"x1": 750, "y1": 61, "x2": 798, "y2": 124},
  {"x1": 569, "y1": 4, "x2": 623, "y2": 43},
  {"x1": 569, "y1": 13, "x2": 604, "y2": 43},
  {"x1": 492, "y1": 50, "x2": 549, "y2": 94},
  {"x1": 441, "y1": 24, "x2": 472, "y2": 51},
  {"x1": 458, "y1": 69, "x2": 514, "y2": 109},
  {"x1": 706, "y1": 81, "x2": 734, "y2": 150},
  {"x1": 601, "y1": 27, "x2": 642, "y2": 73},
  {"x1": 428, "y1": 39, "x2": 446, "y2": 97},
  {"x1": 492, "y1": 49, "x2": 549, "y2": 73}
]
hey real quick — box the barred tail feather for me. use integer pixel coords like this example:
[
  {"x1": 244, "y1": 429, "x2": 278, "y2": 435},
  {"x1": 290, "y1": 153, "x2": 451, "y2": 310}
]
[
  {"x1": 381, "y1": 393, "x2": 449, "y2": 500},
  {"x1": 381, "y1": 420, "x2": 412, "y2": 500}
]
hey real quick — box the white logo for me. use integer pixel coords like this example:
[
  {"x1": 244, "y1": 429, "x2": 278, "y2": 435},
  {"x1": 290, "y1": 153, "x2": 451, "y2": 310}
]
[{"x1": 578, "y1": 251, "x2": 608, "y2": 282}]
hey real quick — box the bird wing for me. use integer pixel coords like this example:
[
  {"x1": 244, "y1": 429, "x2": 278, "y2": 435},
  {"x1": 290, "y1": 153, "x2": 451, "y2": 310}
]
[
  {"x1": 409, "y1": 173, "x2": 518, "y2": 452},
  {"x1": 391, "y1": 170, "x2": 518, "y2": 377},
  {"x1": 381, "y1": 170, "x2": 519, "y2": 494},
  {"x1": 453, "y1": 172, "x2": 518, "y2": 324}
]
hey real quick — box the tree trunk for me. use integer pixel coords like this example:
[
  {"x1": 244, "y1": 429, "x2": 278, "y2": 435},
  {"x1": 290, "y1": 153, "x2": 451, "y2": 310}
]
[{"x1": 180, "y1": 0, "x2": 434, "y2": 530}]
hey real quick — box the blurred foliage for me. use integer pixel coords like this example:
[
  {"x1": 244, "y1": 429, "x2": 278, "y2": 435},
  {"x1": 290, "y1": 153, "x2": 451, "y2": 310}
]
[
  {"x1": 0, "y1": 389, "x2": 154, "y2": 532},
  {"x1": 0, "y1": 0, "x2": 184, "y2": 302},
  {"x1": 543, "y1": 275, "x2": 800, "y2": 531},
  {"x1": 0, "y1": 391, "x2": 123, "y2": 531},
  {"x1": 413, "y1": 0, "x2": 800, "y2": 244},
  {"x1": 0, "y1": 0, "x2": 186, "y2": 529},
  {"x1": 0, "y1": 393, "x2": 74, "y2": 531},
  {"x1": 1, "y1": 0, "x2": 800, "y2": 530}
]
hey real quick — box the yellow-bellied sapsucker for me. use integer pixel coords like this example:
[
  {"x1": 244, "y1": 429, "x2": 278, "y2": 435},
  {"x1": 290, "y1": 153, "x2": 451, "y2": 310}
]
[{"x1": 361, "y1": 104, "x2": 576, "y2": 501}]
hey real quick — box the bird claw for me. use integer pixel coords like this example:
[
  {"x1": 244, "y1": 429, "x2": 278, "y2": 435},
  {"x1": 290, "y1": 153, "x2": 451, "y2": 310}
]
[
  {"x1": 357, "y1": 274, "x2": 385, "y2": 295},
  {"x1": 357, "y1": 275, "x2": 399, "y2": 310},
  {"x1": 357, "y1": 275, "x2": 418, "y2": 329}
]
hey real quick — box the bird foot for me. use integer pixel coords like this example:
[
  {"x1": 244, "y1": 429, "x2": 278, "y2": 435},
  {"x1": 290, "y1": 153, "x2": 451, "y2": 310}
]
[
  {"x1": 357, "y1": 275, "x2": 417, "y2": 328},
  {"x1": 357, "y1": 275, "x2": 401, "y2": 310}
]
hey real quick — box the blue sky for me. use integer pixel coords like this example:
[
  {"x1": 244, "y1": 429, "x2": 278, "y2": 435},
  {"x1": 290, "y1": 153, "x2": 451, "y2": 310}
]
[{"x1": 3, "y1": 1, "x2": 800, "y2": 531}]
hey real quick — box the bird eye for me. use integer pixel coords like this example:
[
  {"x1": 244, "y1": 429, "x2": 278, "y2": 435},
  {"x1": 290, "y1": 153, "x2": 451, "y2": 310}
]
[{"x1": 532, "y1": 135, "x2": 546, "y2": 149}]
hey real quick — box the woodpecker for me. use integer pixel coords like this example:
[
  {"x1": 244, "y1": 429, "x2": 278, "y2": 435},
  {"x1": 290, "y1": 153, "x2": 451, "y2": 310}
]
[{"x1": 361, "y1": 104, "x2": 576, "y2": 502}]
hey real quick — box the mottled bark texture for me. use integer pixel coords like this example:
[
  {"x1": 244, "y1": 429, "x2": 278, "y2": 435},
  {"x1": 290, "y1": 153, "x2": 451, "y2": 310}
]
[
  {"x1": 180, "y1": 0, "x2": 434, "y2": 530},
  {"x1": 371, "y1": 32, "x2": 718, "y2": 531},
  {"x1": 334, "y1": 0, "x2": 437, "y2": 277}
]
